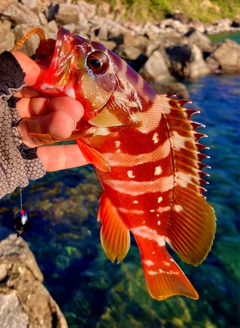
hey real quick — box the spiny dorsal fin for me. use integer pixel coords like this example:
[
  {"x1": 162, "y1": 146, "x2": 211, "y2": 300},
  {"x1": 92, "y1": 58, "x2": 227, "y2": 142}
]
[{"x1": 159, "y1": 95, "x2": 216, "y2": 266}]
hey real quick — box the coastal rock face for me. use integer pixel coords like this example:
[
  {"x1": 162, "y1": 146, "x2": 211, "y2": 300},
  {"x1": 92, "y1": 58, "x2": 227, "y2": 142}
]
[
  {"x1": 1, "y1": 0, "x2": 239, "y2": 84},
  {"x1": 0, "y1": 228, "x2": 67, "y2": 328}
]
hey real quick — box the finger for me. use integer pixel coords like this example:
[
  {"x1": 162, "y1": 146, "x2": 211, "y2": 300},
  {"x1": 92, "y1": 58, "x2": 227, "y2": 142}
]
[
  {"x1": 14, "y1": 87, "x2": 41, "y2": 98},
  {"x1": 17, "y1": 96, "x2": 84, "y2": 121},
  {"x1": 37, "y1": 144, "x2": 88, "y2": 171},
  {"x1": 18, "y1": 111, "x2": 77, "y2": 148},
  {"x1": 12, "y1": 50, "x2": 46, "y2": 86}
]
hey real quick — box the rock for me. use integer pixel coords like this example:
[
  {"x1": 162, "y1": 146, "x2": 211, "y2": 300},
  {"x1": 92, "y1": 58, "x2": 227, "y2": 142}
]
[
  {"x1": 13, "y1": 24, "x2": 49, "y2": 56},
  {"x1": 212, "y1": 39, "x2": 240, "y2": 73},
  {"x1": 0, "y1": 292, "x2": 29, "y2": 328},
  {"x1": 77, "y1": 0, "x2": 96, "y2": 19},
  {"x1": 185, "y1": 29, "x2": 213, "y2": 52},
  {"x1": 0, "y1": 0, "x2": 17, "y2": 14},
  {"x1": 144, "y1": 50, "x2": 171, "y2": 82},
  {"x1": 172, "y1": 11, "x2": 189, "y2": 24},
  {"x1": 55, "y1": 4, "x2": 80, "y2": 25},
  {"x1": 165, "y1": 45, "x2": 192, "y2": 78},
  {"x1": 232, "y1": 19, "x2": 240, "y2": 28},
  {"x1": 2, "y1": 3, "x2": 40, "y2": 25},
  {"x1": 0, "y1": 228, "x2": 68, "y2": 328},
  {"x1": 189, "y1": 44, "x2": 210, "y2": 79},
  {"x1": 115, "y1": 44, "x2": 142, "y2": 61},
  {"x1": 151, "y1": 82, "x2": 190, "y2": 99},
  {"x1": 0, "y1": 21, "x2": 15, "y2": 53}
]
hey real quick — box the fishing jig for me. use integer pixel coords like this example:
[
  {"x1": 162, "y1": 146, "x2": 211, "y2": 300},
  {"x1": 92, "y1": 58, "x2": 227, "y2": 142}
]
[{"x1": 14, "y1": 188, "x2": 29, "y2": 237}]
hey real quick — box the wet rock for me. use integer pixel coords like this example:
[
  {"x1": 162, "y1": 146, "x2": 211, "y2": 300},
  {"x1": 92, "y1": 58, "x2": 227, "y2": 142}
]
[
  {"x1": 144, "y1": 50, "x2": 171, "y2": 82},
  {"x1": 212, "y1": 39, "x2": 240, "y2": 73},
  {"x1": 0, "y1": 228, "x2": 67, "y2": 328}
]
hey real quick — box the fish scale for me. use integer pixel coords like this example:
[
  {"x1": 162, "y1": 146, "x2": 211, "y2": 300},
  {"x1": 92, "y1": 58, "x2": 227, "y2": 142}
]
[{"x1": 13, "y1": 27, "x2": 216, "y2": 301}]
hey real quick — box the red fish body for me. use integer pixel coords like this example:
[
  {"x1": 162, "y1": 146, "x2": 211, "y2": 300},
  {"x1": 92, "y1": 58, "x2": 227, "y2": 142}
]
[{"x1": 13, "y1": 28, "x2": 216, "y2": 300}]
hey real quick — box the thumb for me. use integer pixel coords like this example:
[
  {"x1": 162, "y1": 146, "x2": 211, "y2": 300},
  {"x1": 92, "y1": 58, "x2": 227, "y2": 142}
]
[{"x1": 11, "y1": 50, "x2": 45, "y2": 86}]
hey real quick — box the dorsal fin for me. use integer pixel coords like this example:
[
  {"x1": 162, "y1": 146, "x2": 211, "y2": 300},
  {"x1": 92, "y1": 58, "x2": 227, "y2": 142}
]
[{"x1": 159, "y1": 95, "x2": 216, "y2": 265}]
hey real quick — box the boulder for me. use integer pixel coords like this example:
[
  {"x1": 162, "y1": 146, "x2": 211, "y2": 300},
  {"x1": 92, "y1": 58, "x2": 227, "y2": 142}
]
[
  {"x1": 151, "y1": 82, "x2": 189, "y2": 99},
  {"x1": 55, "y1": 4, "x2": 80, "y2": 25},
  {"x1": 0, "y1": 21, "x2": 15, "y2": 53},
  {"x1": 0, "y1": 0, "x2": 17, "y2": 14},
  {"x1": 2, "y1": 2, "x2": 40, "y2": 25},
  {"x1": 212, "y1": 39, "x2": 240, "y2": 73},
  {"x1": 165, "y1": 45, "x2": 192, "y2": 78},
  {"x1": 185, "y1": 29, "x2": 213, "y2": 52},
  {"x1": 0, "y1": 228, "x2": 68, "y2": 328},
  {"x1": 144, "y1": 50, "x2": 171, "y2": 82},
  {"x1": 189, "y1": 44, "x2": 210, "y2": 79}
]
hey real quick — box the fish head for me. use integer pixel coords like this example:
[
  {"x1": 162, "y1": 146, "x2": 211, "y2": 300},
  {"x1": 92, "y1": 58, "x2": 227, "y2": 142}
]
[{"x1": 35, "y1": 27, "x2": 143, "y2": 128}]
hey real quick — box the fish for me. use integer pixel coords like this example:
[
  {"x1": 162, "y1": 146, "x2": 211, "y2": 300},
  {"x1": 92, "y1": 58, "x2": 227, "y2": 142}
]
[{"x1": 13, "y1": 27, "x2": 216, "y2": 301}]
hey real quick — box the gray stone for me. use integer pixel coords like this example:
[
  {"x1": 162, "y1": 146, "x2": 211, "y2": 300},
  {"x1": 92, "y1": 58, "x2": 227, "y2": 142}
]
[
  {"x1": 144, "y1": 50, "x2": 171, "y2": 82},
  {"x1": 0, "y1": 29, "x2": 15, "y2": 53},
  {"x1": 189, "y1": 44, "x2": 210, "y2": 79},
  {"x1": 55, "y1": 4, "x2": 80, "y2": 25},
  {"x1": 77, "y1": 0, "x2": 96, "y2": 19},
  {"x1": 2, "y1": 3, "x2": 40, "y2": 25},
  {"x1": 13, "y1": 24, "x2": 49, "y2": 57},
  {"x1": 212, "y1": 39, "x2": 240, "y2": 73},
  {"x1": 186, "y1": 29, "x2": 213, "y2": 52},
  {"x1": 0, "y1": 230, "x2": 68, "y2": 328},
  {"x1": 0, "y1": 292, "x2": 29, "y2": 328},
  {"x1": 151, "y1": 82, "x2": 189, "y2": 99},
  {"x1": 0, "y1": 0, "x2": 17, "y2": 14}
]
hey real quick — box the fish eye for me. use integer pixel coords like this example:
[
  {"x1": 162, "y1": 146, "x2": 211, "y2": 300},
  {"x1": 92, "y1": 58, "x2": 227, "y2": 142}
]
[{"x1": 86, "y1": 51, "x2": 109, "y2": 75}]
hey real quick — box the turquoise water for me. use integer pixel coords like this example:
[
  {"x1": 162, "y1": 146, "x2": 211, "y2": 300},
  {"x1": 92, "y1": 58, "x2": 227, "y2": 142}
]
[
  {"x1": 208, "y1": 31, "x2": 240, "y2": 43},
  {"x1": 1, "y1": 72, "x2": 239, "y2": 327}
]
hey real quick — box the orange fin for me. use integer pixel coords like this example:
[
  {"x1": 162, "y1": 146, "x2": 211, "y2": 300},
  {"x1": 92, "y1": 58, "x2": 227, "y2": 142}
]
[
  {"x1": 76, "y1": 139, "x2": 110, "y2": 172},
  {"x1": 132, "y1": 232, "x2": 198, "y2": 300},
  {"x1": 159, "y1": 95, "x2": 216, "y2": 265},
  {"x1": 98, "y1": 192, "x2": 130, "y2": 263}
]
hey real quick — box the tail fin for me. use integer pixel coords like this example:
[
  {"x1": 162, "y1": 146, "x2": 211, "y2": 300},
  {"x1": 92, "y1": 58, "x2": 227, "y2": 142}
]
[{"x1": 132, "y1": 233, "x2": 198, "y2": 300}]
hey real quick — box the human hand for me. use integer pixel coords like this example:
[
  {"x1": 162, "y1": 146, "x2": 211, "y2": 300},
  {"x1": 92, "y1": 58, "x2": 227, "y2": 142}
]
[{"x1": 12, "y1": 51, "x2": 88, "y2": 172}]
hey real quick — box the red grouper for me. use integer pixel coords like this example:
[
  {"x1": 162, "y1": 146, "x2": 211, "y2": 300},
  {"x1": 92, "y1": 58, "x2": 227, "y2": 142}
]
[{"x1": 13, "y1": 27, "x2": 216, "y2": 301}]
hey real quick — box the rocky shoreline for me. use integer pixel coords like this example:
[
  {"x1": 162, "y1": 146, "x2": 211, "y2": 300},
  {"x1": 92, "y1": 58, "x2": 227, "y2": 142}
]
[{"x1": 1, "y1": 0, "x2": 240, "y2": 87}]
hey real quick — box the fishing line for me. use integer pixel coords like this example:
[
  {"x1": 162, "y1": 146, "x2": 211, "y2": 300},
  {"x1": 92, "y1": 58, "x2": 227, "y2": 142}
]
[{"x1": 14, "y1": 187, "x2": 29, "y2": 237}]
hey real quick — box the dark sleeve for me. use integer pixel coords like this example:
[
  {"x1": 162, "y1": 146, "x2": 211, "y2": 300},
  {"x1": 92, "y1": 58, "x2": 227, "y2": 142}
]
[{"x1": 0, "y1": 51, "x2": 45, "y2": 199}]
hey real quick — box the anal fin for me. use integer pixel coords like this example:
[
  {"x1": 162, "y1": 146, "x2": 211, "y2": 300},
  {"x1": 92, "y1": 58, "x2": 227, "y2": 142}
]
[{"x1": 98, "y1": 192, "x2": 130, "y2": 263}]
